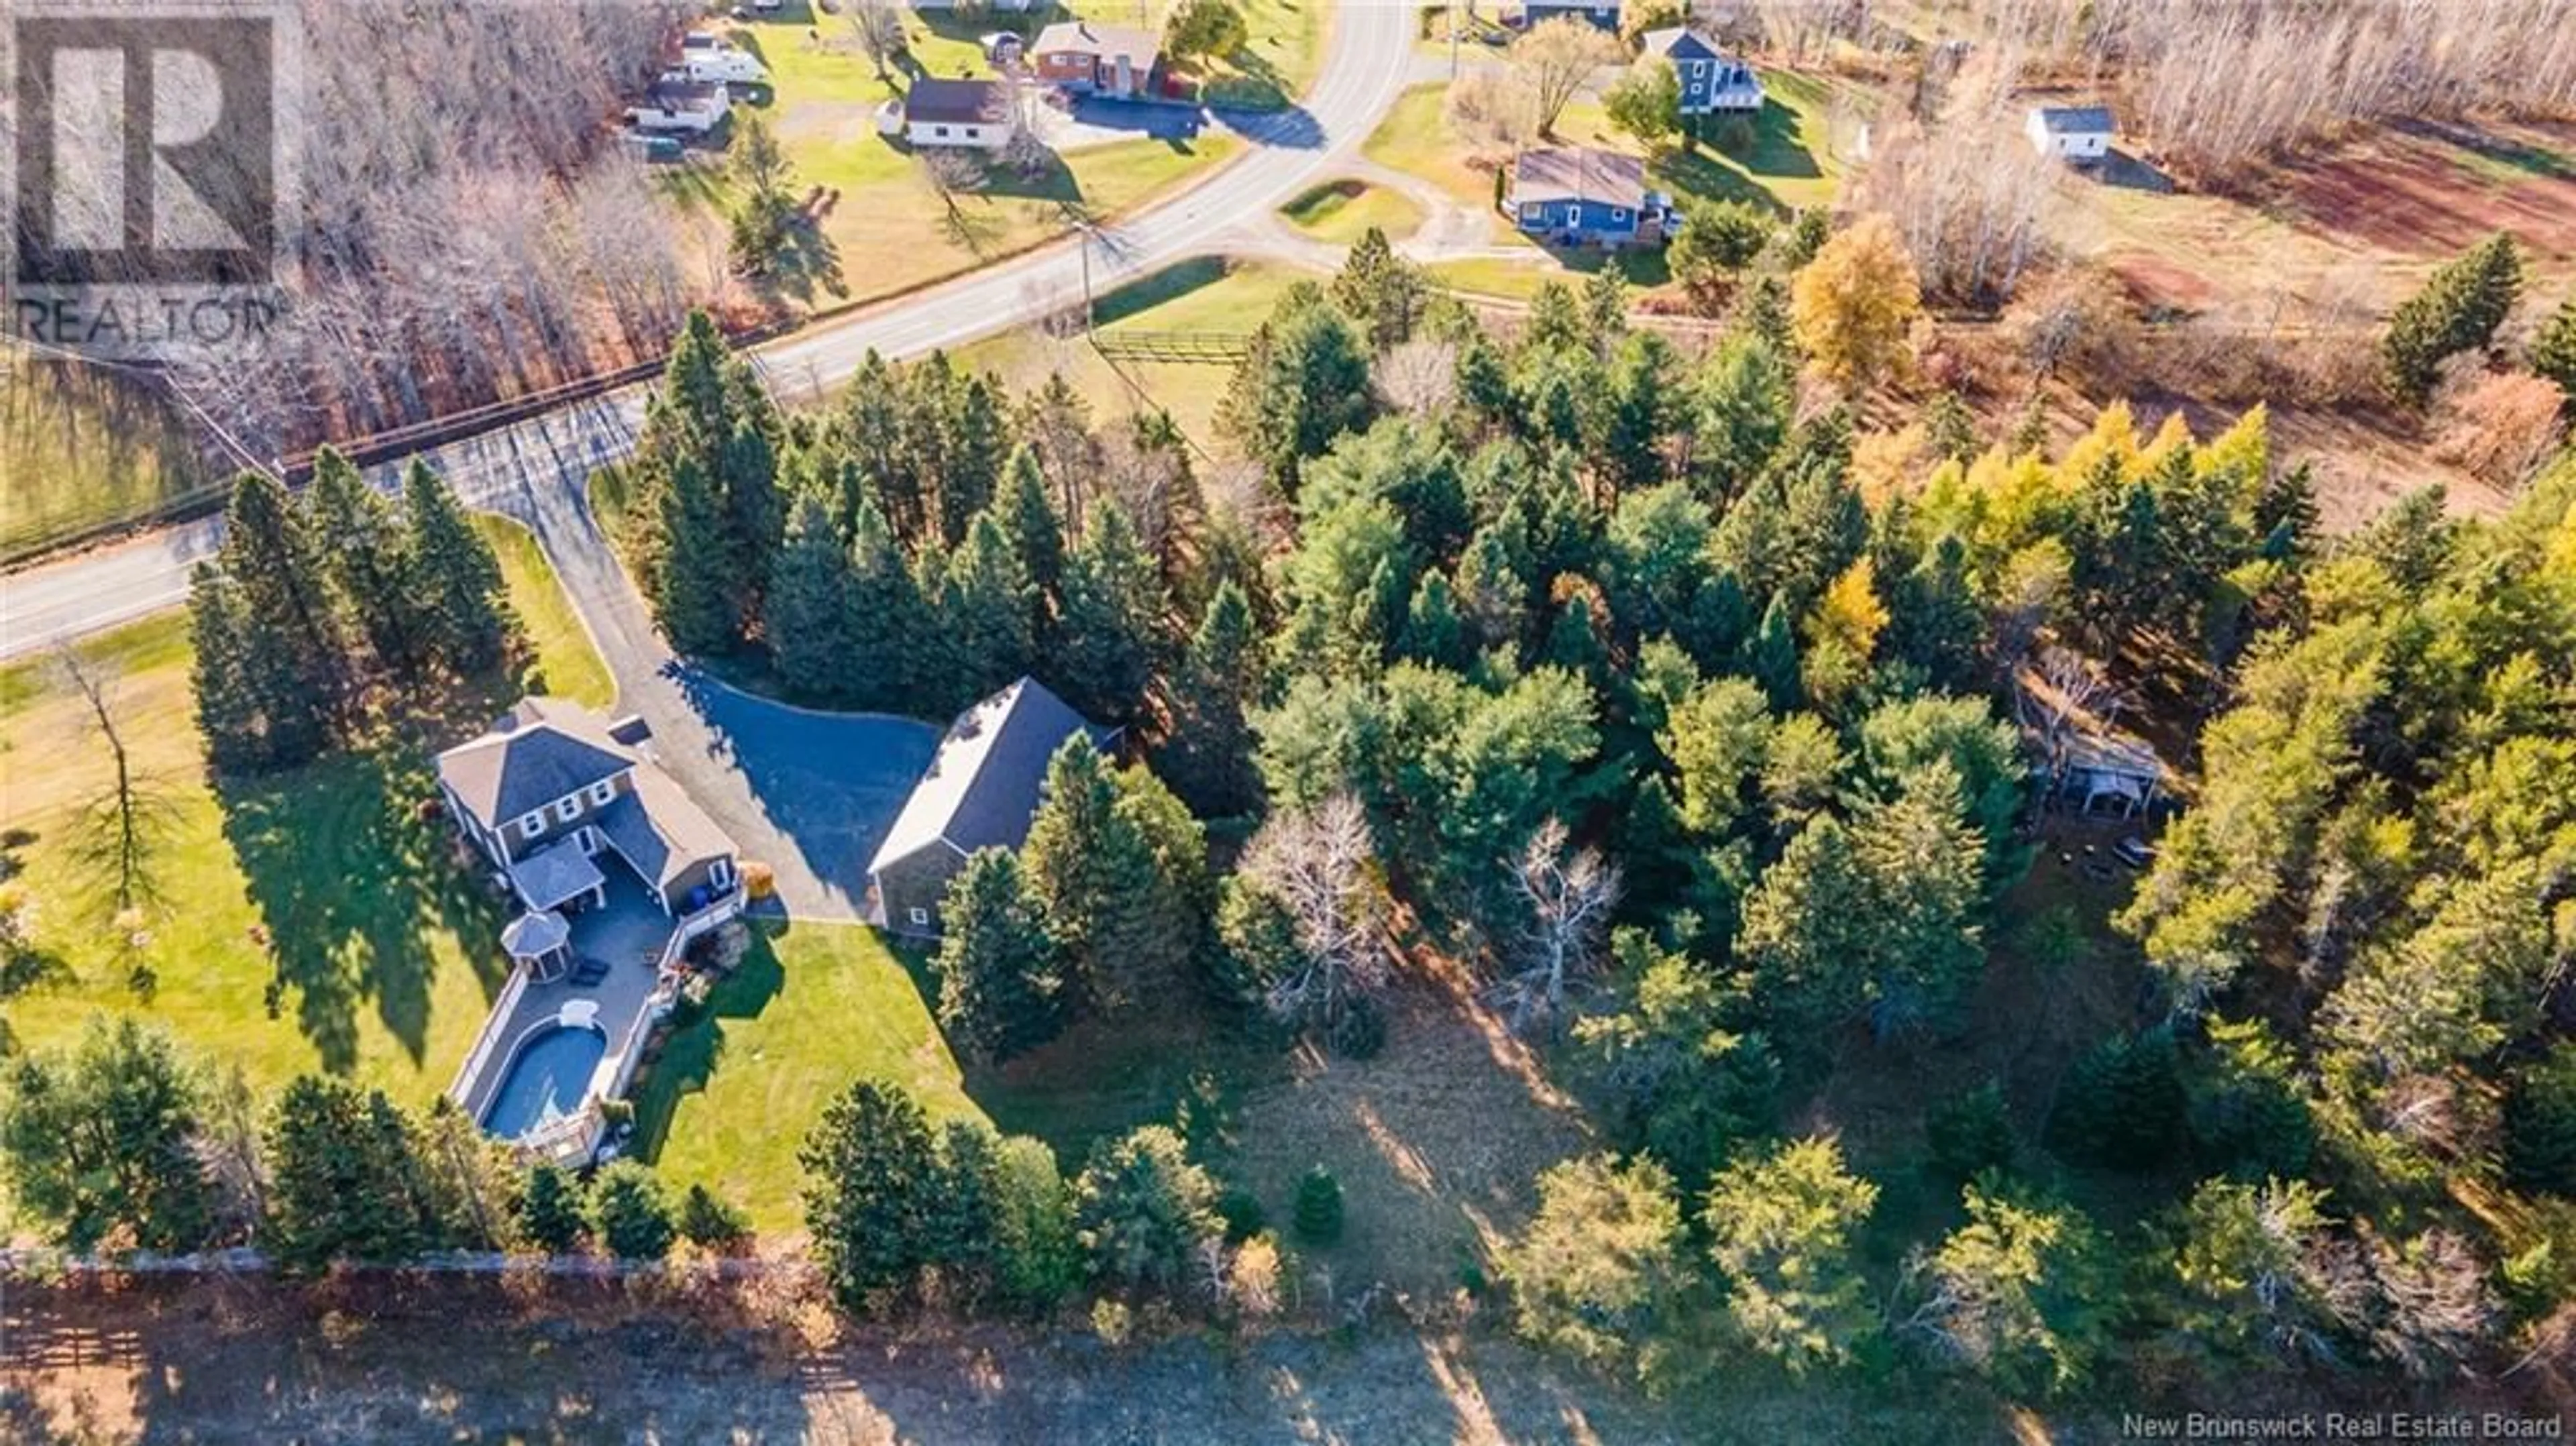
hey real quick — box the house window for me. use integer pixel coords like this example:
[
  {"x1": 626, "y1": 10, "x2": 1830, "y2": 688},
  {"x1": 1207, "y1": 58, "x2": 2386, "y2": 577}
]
[
  {"x1": 590, "y1": 779, "x2": 614, "y2": 806},
  {"x1": 1521, "y1": 203, "x2": 1543, "y2": 220},
  {"x1": 934, "y1": 125, "x2": 951, "y2": 137},
  {"x1": 1611, "y1": 208, "x2": 1627, "y2": 222},
  {"x1": 908, "y1": 906, "x2": 930, "y2": 927},
  {"x1": 712, "y1": 858, "x2": 736, "y2": 890},
  {"x1": 555, "y1": 796, "x2": 581, "y2": 824},
  {"x1": 518, "y1": 812, "x2": 545, "y2": 839}
]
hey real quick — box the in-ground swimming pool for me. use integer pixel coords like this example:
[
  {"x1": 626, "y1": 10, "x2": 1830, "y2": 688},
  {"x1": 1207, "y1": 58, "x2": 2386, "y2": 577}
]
[{"x1": 481, "y1": 1023, "x2": 607, "y2": 1140}]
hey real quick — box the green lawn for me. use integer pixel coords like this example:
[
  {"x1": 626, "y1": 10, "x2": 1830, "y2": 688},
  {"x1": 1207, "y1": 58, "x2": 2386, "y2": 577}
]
[
  {"x1": 953, "y1": 256, "x2": 1310, "y2": 451},
  {"x1": 686, "y1": 6, "x2": 1241, "y2": 313},
  {"x1": 1, "y1": 352, "x2": 208, "y2": 564},
  {"x1": 1279, "y1": 177, "x2": 1426, "y2": 243},
  {"x1": 633, "y1": 922, "x2": 979, "y2": 1233},
  {"x1": 0, "y1": 530, "x2": 618, "y2": 1133},
  {"x1": 475, "y1": 516, "x2": 615, "y2": 710}
]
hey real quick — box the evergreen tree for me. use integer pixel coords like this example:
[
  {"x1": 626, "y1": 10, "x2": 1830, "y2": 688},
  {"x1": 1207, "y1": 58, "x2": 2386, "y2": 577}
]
[
  {"x1": 1400, "y1": 570, "x2": 1468, "y2": 668},
  {"x1": 942, "y1": 512, "x2": 1036, "y2": 708},
  {"x1": 2506, "y1": 1043, "x2": 2576, "y2": 1197},
  {"x1": 2381, "y1": 231, "x2": 2524, "y2": 403},
  {"x1": 588, "y1": 1159, "x2": 677, "y2": 1260},
  {"x1": 841, "y1": 496, "x2": 928, "y2": 711},
  {"x1": 2187, "y1": 1019, "x2": 2316, "y2": 1182},
  {"x1": 2531, "y1": 296, "x2": 2576, "y2": 412},
  {"x1": 2252, "y1": 460, "x2": 2322, "y2": 563},
  {"x1": 993, "y1": 1135, "x2": 1081, "y2": 1309},
  {"x1": 222, "y1": 470, "x2": 351, "y2": 733},
  {"x1": 1022, "y1": 738, "x2": 1203, "y2": 1013},
  {"x1": 996, "y1": 445, "x2": 1065, "y2": 608},
  {"x1": 0, "y1": 1019, "x2": 214, "y2": 1252},
  {"x1": 1159, "y1": 580, "x2": 1266, "y2": 818},
  {"x1": 1330, "y1": 226, "x2": 1427, "y2": 350},
  {"x1": 767, "y1": 486, "x2": 855, "y2": 704},
  {"x1": 924, "y1": 1121, "x2": 1006, "y2": 1299},
  {"x1": 1923, "y1": 388, "x2": 1980, "y2": 464},
  {"x1": 306, "y1": 447, "x2": 418, "y2": 671},
  {"x1": 650, "y1": 456, "x2": 742, "y2": 654},
  {"x1": 943, "y1": 374, "x2": 1013, "y2": 543},
  {"x1": 1073, "y1": 1124, "x2": 1222, "y2": 1288},
  {"x1": 678, "y1": 1182, "x2": 751, "y2": 1250},
  {"x1": 1917, "y1": 1177, "x2": 2116, "y2": 1397},
  {"x1": 1743, "y1": 596, "x2": 1801, "y2": 710},
  {"x1": 1501, "y1": 1152, "x2": 1687, "y2": 1374},
  {"x1": 1293, "y1": 1164, "x2": 1344, "y2": 1245},
  {"x1": 1927, "y1": 1080, "x2": 2017, "y2": 1185},
  {"x1": 801, "y1": 1078, "x2": 941, "y2": 1311},
  {"x1": 1051, "y1": 500, "x2": 1165, "y2": 725},
  {"x1": 1693, "y1": 331, "x2": 1794, "y2": 501},
  {"x1": 519, "y1": 1162, "x2": 587, "y2": 1253},
  {"x1": 188, "y1": 564, "x2": 278, "y2": 771},
  {"x1": 394, "y1": 459, "x2": 516, "y2": 677},
  {"x1": 264, "y1": 1075, "x2": 438, "y2": 1270},
  {"x1": 934, "y1": 849, "x2": 1066, "y2": 1063},
  {"x1": 1704, "y1": 1136, "x2": 1880, "y2": 1372},
  {"x1": 2049, "y1": 1029, "x2": 2187, "y2": 1172},
  {"x1": 1223, "y1": 284, "x2": 1377, "y2": 492}
]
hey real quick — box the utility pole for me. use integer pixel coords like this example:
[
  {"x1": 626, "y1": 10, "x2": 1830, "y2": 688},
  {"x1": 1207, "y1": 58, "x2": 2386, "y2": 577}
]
[
  {"x1": 1078, "y1": 221, "x2": 1096, "y2": 335},
  {"x1": 1450, "y1": 0, "x2": 1462, "y2": 78}
]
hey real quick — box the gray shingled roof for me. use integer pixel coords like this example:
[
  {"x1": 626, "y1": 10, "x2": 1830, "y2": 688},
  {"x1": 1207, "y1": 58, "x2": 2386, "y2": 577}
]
[
  {"x1": 906, "y1": 77, "x2": 1008, "y2": 126},
  {"x1": 436, "y1": 698, "x2": 639, "y2": 830},
  {"x1": 2033, "y1": 105, "x2": 2114, "y2": 135},
  {"x1": 1640, "y1": 25, "x2": 1719, "y2": 62},
  {"x1": 868, "y1": 678, "x2": 1111, "y2": 873},
  {"x1": 1513, "y1": 147, "x2": 1649, "y2": 211},
  {"x1": 596, "y1": 768, "x2": 737, "y2": 895}
]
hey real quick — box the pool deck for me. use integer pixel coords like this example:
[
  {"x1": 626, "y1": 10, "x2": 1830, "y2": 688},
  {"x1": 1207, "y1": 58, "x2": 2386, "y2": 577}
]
[{"x1": 457, "y1": 864, "x2": 676, "y2": 1125}]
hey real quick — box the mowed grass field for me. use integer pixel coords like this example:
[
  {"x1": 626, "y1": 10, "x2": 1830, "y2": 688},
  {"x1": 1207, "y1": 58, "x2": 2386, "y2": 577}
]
[
  {"x1": 1368, "y1": 70, "x2": 1854, "y2": 298},
  {"x1": 678, "y1": 0, "x2": 1283, "y2": 314},
  {"x1": 0, "y1": 531, "x2": 621, "y2": 1139},
  {"x1": 633, "y1": 923, "x2": 980, "y2": 1233},
  {"x1": 1, "y1": 355, "x2": 206, "y2": 563},
  {"x1": 1279, "y1": 177, "x2": 1426, "y2": 243},
  {"x1": 953, "y1": 256, "x2": 1312, "y2": 450}
]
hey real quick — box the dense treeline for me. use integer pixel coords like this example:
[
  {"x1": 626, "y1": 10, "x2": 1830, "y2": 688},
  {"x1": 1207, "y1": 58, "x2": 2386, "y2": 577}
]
[{"x1": 187, "y1": 452, "x2": 522, "y2": 773}]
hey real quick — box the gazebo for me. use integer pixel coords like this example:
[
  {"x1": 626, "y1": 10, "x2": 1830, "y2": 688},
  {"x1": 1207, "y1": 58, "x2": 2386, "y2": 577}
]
[
  {"x1": 501, "y1": 909, "x2": 574, "y2": 981},
  {"x1": 509, "y1": 840, "x2": 607, "y2": 915}
]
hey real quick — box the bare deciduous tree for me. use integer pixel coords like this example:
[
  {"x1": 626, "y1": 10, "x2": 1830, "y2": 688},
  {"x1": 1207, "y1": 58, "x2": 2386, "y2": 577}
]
[
  {"x1": 1508, "y1": 18, "x2": 1623, "y2": 140},
  {"x1": 1491, "y1": 819, "x2": 1620, "y2": 1035},
  {"x1": 1240, "y1": 794, "x2": 1391, "y2": 1040}
]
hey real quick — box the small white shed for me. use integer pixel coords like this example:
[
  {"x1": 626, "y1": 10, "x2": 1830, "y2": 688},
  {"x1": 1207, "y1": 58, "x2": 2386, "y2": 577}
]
[{"x1": 2025, "y1": 104, "x2": 2114, "y2": 160}]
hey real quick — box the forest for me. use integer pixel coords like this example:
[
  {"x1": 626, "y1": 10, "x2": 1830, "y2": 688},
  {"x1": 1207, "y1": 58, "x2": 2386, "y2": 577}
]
[{"x1": 5, "y1": 205, "x2": 2574, "y2": 1423}]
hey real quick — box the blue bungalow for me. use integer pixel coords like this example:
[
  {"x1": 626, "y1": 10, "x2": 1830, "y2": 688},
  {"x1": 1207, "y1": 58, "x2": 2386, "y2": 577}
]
[
  {"x1": 1513, "y1": 0, "x2": 1622, "y2": 31},
  {"x1": 1506, "y1": 147, "x2": 1671, "y2": 249},
  {"x1": 1640, "y1": 27, "x2": 1766, "y2": 115}
]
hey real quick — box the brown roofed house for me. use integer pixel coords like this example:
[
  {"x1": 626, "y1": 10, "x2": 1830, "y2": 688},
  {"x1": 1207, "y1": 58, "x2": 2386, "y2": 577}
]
[{"x1": 1030, "y1": 19, "x2": 1163, "y2": 99}]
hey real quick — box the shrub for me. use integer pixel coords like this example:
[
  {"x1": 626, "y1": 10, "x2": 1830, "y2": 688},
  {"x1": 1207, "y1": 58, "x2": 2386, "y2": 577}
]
[
  {"x1": 1216, "y1": 1187, "x2": 1268, "y2": 1243},
  {"x1": 519, "y1": 1162, "x2": 587, "y2": 1254},
  {"x1": 1927, "y1": 1080, "x2": 2017, "y2": 1184},
  {"x1": 1293, "y1": 1165, "x2": 1345, "y2": 1245},
  {"x1": 589, "y1": 1160, "x2": 677, "y2": 1262},
  {"x1": 678, "y1": 1182, "x2": 751, "y2": 1251}
]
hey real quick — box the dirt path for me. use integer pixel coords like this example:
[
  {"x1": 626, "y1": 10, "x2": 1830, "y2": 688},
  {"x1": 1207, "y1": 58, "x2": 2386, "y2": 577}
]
[{"x1": 0, "y1": 1276, "x2": 2011, "y2": 1445}]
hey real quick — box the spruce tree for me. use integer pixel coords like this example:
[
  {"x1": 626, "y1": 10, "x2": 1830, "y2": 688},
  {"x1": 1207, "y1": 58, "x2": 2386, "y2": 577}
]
[
  {"x1": 306, "y1": 447, "x2": 418, "y2": 671},
  {"x1": 924, "y1": 1121, "x2": 1006, "y2": 1298},
  {"x1": 1022, "y1": 738, "x2": 1202, "y2": 1013},
  {"x1": 519, "y1": 1162, "x2": 586, "y2": 1253},
  {"x1": 800, "y1": 1078, "x2": 942, "y2": 1311},
  {"x1": 720, "y1": 421, "x2": 783, "y2": 629},
  {"x1": 767, "y1": 486, "x2": 855, "y2": 704},
  {"x1": 0, "y1": 1019, "x2": 215, "y2": 1252},
  {"x1": 942, "y1": 512, "x2": 1036, "y2": 706},
  {"x1": 651, "y1": 455, "x2": 742, "y2": 655},
  {"x1": 264, "y1": 1075, "x2": 436, "y2": 1270},
  {"x1": 1159, "y1": 580, "x2": 1265, "y2": 818},
  {"x1": 934, "y1": 849, "x2": 1065, "y2": 1063},
  {"x1": 188, "y1": 564, "x2": 272, "y2": 772},
  {"x1": 2532, "y1": 296, "x2": 2576, "y2": 412},
  {"x1": 2505, "y1": 1043, "x2": 2576, "y2": 1197},
  {"x1": 841, "y1": 496, "x2": 928, "y2": 712},
  {"x1": 1293, "y1": 1164, "x2": 1344, "y2": 1245},
  {"x1": 1330, "y1": 226, "x2": 1426, "y2": 350},
  {"x1": 2048, "y1": 1029, "x2": 2187, "y2": 1172},
  {"x1": 941, "y1": 374, "x2": 1013, "y2": 545},
  {"x1": 995, "y1": 445, "x2": 1065, "y2": 608},
  {"x1": 1743, "y1": 596, "x2": 1801, "y2": 710},
  {"x1": 588, "y1": 1159, "x2": 677, "y2": 1260},
  {"x1": 402, "y1": 459, "x2": 518, "y2": 677},
  {"x1": 2381, "y1": 231, "x2": 2524, "y2": 402},
  {"x1": 1051, "y1": 500, "x2": 1164, "y2": 726},
  {"x1": 678, "y1": 1182, "x2": 751, "y2": 1249},
  {"x1": 221, "y1": 470, "x2": 350, "y2": 737}
]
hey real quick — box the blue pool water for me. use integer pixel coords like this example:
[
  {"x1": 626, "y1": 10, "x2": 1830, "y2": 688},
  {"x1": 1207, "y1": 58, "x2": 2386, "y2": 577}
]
[{"x1": 482, "y1": 1024, "x2": 606, "y2": 1140}]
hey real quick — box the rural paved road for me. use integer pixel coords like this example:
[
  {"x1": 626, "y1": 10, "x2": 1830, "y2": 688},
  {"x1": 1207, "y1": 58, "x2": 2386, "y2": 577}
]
[{"x1": 1, "y1": 0, "x2": 1421, "y2": 918}]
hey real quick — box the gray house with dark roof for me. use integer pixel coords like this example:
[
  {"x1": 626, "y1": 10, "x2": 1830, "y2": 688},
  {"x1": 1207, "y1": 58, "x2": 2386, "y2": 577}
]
[
  {"x1": 865, "y1": 678, "x2": 1116, "y2": 937},
  {"x1": 435, "y1": 697, "x2": 741, "y2": 922},
  {"x1": 1640, "y1": 28, "x2": 1765, "y2": 115},
  {"x1": 2025, "y1": 103, "x2": 2114, "y2": 160}
]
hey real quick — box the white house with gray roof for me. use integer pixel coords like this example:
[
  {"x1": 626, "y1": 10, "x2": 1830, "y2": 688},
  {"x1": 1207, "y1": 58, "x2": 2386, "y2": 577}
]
[
  {"x1": 865, "y1": 678, "x2": 1116, "y2": 937},
  {"x1": 2025, "y1": 103, "x2": 2114, "y2": 160}
]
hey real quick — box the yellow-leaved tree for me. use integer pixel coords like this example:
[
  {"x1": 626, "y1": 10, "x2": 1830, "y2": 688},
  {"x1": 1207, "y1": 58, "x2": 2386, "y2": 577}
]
[{"x1": 1790, "y1": 213, "x2": 1923, "y2": 394}]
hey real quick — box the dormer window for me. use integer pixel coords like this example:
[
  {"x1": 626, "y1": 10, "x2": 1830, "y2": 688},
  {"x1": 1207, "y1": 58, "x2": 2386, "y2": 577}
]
[
  {"x1": 555, "y1": 796, "x2": 581, "y2": 824},
  {"x1": 590, "y1": 779, "x2": 615, "y2": 806},
  {"x1": 518, "y1": 812, "x2": 545, "y2": 839}
]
